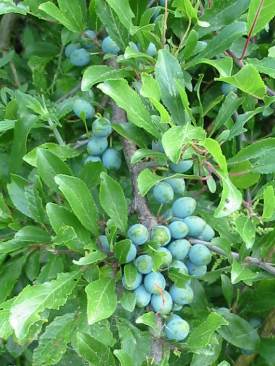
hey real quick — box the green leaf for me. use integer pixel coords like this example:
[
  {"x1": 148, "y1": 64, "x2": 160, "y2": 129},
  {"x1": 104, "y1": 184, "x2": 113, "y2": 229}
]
[
  {"x1": 73, "y1": 250, "x2": 106, "y2": 266},
  {"x1": 155, "y1": 49, "x2": 186, "y2": 124},
  {"x1": 197, "y1": 58, "x2": 233, "y2": 77},
  {"x1": 228, "y1": 137, "x2": 275, "y2": 168},
  {"x1": 162, "y1": 124, "x2": 206, "y2": 163},
  {"x1": 95, "y1": 0, "x2": 128, "y2": 49},
  {"x1": 258, "y1": 338, "x2": 275, "y2": 366},
  {"x1": 105, "y1": 0, "x2": 134, "y2": 31},
  {"x1": 140, "y1": 73, "x2": 171, "y2": 124},
  {"x1": 123, "y1": 263, "x2": 138, "y2": 288},
  {"x1": 114, "y1": 239, "x2": 132, "y2": 263},
  {"x1": 7, "y1": 175, "x2": 32, "y2": 218},
  {"x1": 248, "y1": 57, "x2": 275, "y2": 79},
  {"x1": 112, "y1": 122, "x2": 151, "y2": 148},
  {"x1": 0, "y1": 256, "x2": 26, "y2": 303},
  {"x1": 186, "y1": 22, "x2": 246, "y2": 68},
  {"x1": 201, "y1": 138, "x2": 227, "y2": 172},
  {"x1": 173, "y1": 0, "x2": 198, "y2": 20},
  {"x1": 75, "y1": 332, "x2": 116, "y2": 366},
  {"x1": 99, "y1": 173, "x2": 128, "y2": 233},
  {"x1": 116, "y1": 318, "x2": 151, "y2": 366},
  {"x1": 214, "y1": 172, "x2": 242, "y2": 218},
  {"x1": 55, "y1": 174, "x2": 98, "y2": 235},
  {"x1": 81, "y1": 65, "x2": 133, "y2": 91},
  {"x1": 85, "y1": 277, "x2": 117, "y2": 325},
  {"x1": 37, "y1": 148, "x2": 72, "y2": 190},
  {"x1": 0, "y1": 0, "x2": 29, "y2": 15},
  {"x1": 9, "y1": 271, "x2": 80, "y2": 340},
  {"x1": 80, "y1": 161, "x2": 106, "y2": 190},
  {"x1": 114, "y1": 350, "x2": 134, "y2": 366},
  {"x1": 221, "y1": 274, "x2": 233, "y2": 307},
  {"x1": 10, "y1": 113, "x2": 37, "y2": 174},
  {"x1": 186, "y1": 312, "x2": 228, "y2": 352},
  {"x1": 217, "y1": 65, "x2": 266, "y2": 99},
  {"x1": 235, "y1": 215, "x2": 256, "y2": 249},
  {"x1": 136, "y1": 311, "x2": 158, "y2": 330},
  {"x1": 211, "y1": 92, "x2": 242, "y2": 134},
  {"x1": 217, "y1": 309, "x2": 260, "y2": 351},
  {"x1": 46, "y1": 203, "x2": 91, "y2": 247},
  {"x1": 0, "y1": 299, "x2": 13, "y2": 340},
  {"x1": 120, "y1": 290, "x2": 136, "y2": 312},
  {"x1": 98, "y1": 79, "x2": 160, "y2": 138},
  {"x1": 131, "y1": 148, "x2": 167, "y2": 165},
  {"x1": 39, "y1": 0, "x2": 87, "y2": 33},
  {"x1": 247, "y1": 0, "x2": 275, "y2": 36},
  {"x1": 0, "y1": 119, "x2": 16, "y2": 133},
  {"x1": 33, "y1": 313, "x2": 76, "y2": 366},
  {"x1": 230, "y1": 161, "x2": 260, "y2": 189},
  {"x1": 262, "y1": 185, "x2": 275, "y2": 220},
  {"x1": 231, "y1": 259, "x2": 257, "y2": 285},
  {"x1": 137, "y1": 169, "x2": 163, "y2": 196},
  {"x1": 23, "y1": 143, "x2": 79, "y2": 167}
]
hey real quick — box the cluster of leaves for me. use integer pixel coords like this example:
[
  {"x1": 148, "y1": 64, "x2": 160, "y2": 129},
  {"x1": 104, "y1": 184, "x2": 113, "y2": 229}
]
[{"x1": 0, "y1": 0, "x2": 275, "y2": 365}]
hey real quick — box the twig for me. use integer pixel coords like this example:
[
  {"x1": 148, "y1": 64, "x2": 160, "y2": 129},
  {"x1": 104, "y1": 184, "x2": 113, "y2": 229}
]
[
  {"x1": 162, "y1": 0, "x2": 169, "y2": 46},
  {"x1": 56, "y1": 83, "x2": 81, "y2": 103},
  {"x1": 189, "y1": 238, "x2": 275, "y2": 276},
  {"x1": 240, "y1": 0, "x2": 264, "y2": 61},
  {"x1": 0, "y1": 13, "x2": 20, "y2": 87}
]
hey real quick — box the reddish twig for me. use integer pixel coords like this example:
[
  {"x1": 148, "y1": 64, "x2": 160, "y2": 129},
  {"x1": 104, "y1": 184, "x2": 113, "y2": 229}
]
[{"x1": 240, "y1": 0, "x2": 265, "y2": 61}]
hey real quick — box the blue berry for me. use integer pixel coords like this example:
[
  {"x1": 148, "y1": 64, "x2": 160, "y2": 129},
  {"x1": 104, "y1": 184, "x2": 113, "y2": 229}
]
[
  {"x1": 221, "y1": 83, "x2": 237, "y2": 96},
  {"x1": 135, "y1": 285, "x2": 151, "y2": 307},
  {"x1": 151, "y1": 290, "x2": 173, "y2": 314},
  {"x1": 165, "y1": 314, "x2": 190, "y2": 341},
  {"x1": 102, "y1": 148, "x2": 122, "y2": 170},
  {"x1": 170, "y1": 159, "x2": 193, "y2": 173},
  {"x1": 92, "y1": 117, "x2": 112, "y2": 137},
  {"x1": 98, "y1": 235, "x2": 110, "y2": 252},
  {"x1": 151, "y1": 140, "x2": 164, "y2": 152},
  {"x1": 186, "y1": 260, "x2": 207, "y2": 277},
  {"x1": 153, "y1": 182, "x2": 174, "y2": 204},
  {"x1": 134, "y1": 255, "x2": 153, "y2": 274},
  {"x1": 183, "y1": 216, "x2": 206, "y2": 237},
  {"x1": 69, "y1": 48, "x2": 90, "y2": 67},
  {"x1": 146, "y1": 42, "x2": 157, "y2": 57},
  {"x1": 125, "y1": 243, "x2": 137, "y2": 263},
  {"x1": 65, "y1": 43, "x2": 80, "y2": 58},
  {"x1": 87, "y1": 137, "x2": 108, "y2": 156},
  {"x1": 85, "y1": 156, "x2": 101, "y2": 164},
  {"x1": 102, "y1": 36, "x2": 120, "y2": 54},
  {"x1": 73, "y1": 99, "x2": 95, "y2": 119},
  {"x1": 168, "y1": 221, "x2": 189, "y2": 239},
  {"x1": 166, "y1": 178, "x2": 186, "y2": 195},
  {"x1": 170, "y1": 284, "x2": 194, "y2": 305},
  {"x1": 198, "y1": 224, "x2": 215, "y2": 241},
  {"x1": 157, "y1": 247, "x2": 173, "y2": 268},
  {"x1": 144, "y1": 272, "x2": 166, "y2": 294},
  {"x1": 122, "y1": 270, "x2": 142, "y2": 290},
  {"x1": 83, "y1": 29, "x2": 96, "y2": 40},
  {"x1": 167, "y1": 239, "x2": 190, "y2": 260},
  {"x1": 172, "y1": 197, "x2": 196, "y2": 219},
  {"x1": 151, "y1": 225, "x2": 171, "y2": 246},
  {"x1": 127, "y1": 224, "x2": 149, "y2": 245},
  {"x1": 170, "y1": 260, "x2": 189, "y2": 275},
  {"x1": 188, "y1": 244, "x2": 212, "y2": 266}
]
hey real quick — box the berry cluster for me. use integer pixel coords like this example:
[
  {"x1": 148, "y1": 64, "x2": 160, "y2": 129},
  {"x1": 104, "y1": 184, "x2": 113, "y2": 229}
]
[
  {"x1": 64, "y1": 29, "x2": 96, "y2": 67},
  {"x1": 98, "y1": 175, "x2": 215, "y2": 342}
]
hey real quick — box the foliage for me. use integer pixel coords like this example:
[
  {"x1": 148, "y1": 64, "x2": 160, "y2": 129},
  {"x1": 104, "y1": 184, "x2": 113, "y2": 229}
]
[{"x1": 0, "y1": 0, "x2": 275, "y2": 365}]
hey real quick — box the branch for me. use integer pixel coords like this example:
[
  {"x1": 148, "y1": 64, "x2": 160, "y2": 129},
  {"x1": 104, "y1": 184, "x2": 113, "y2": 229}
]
[
  {"x1": 111, "y1": 102, "x2": 157, "y2": 230},
  {"x1": 189, "y1": 238, "x2": 275, "y2": 276}
]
